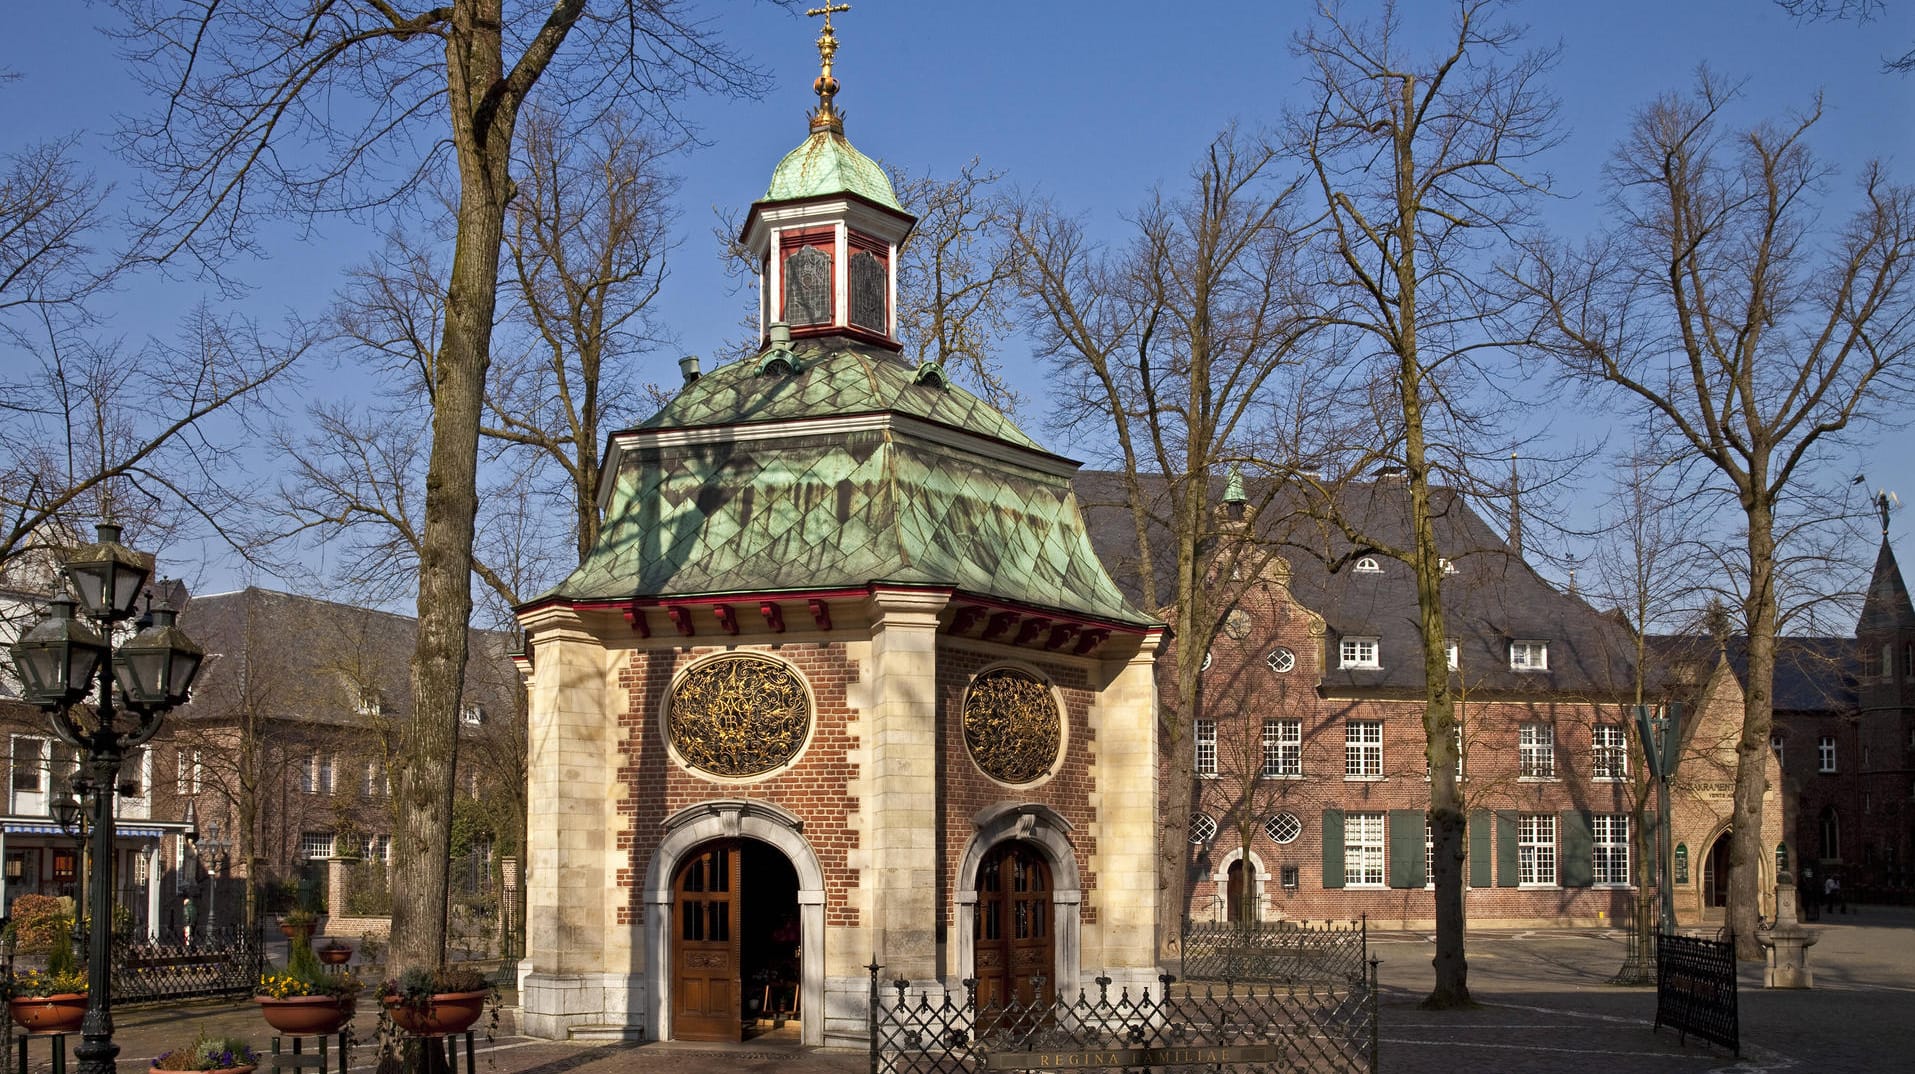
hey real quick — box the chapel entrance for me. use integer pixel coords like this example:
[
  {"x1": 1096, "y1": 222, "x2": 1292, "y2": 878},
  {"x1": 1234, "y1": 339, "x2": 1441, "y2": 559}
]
[
  {"x1": 671, "y1": 839, "x2": 800, "y2": 1042},
  {"x1": 1704, "y1": 831, "x2": 1733, "y2": 909},
  {"x1": 1227, "y1": 860, "x2": 1253, "y2": 923},
  {"x1": 974, "y1": 841, "x2": 1056, "y2": 1010}
]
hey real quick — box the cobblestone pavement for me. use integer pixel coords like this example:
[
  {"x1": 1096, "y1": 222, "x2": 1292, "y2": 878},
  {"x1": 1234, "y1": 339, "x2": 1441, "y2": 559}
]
[{"x1": 21, "y1": 908, "x2": 1912, "y2": 1073}]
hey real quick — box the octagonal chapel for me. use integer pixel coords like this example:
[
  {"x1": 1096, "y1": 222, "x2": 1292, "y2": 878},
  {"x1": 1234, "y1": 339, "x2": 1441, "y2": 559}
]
[{"x1": 513, "y1": 17, "x2": 1163, "y2": 1047}]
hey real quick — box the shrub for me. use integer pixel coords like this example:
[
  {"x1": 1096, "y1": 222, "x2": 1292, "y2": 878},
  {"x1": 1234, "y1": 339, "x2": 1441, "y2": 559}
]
[
  {"x1": 4, "y1": 895, "x2": 71, "y2": 952},
  {"x1": 152, "y1": 1032, "x2": 258, "y2": 1071}
]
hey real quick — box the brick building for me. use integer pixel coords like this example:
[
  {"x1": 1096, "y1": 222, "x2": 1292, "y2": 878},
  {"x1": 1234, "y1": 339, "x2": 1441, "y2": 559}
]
[{"x1": 513, "y1": 30, "x2": 1162, "y2": 1048}]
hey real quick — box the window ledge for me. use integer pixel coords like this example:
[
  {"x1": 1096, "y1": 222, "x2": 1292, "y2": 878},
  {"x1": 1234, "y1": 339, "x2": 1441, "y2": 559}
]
[
  {"x1": 1340, "y1": 665, "x2": 1382, "y2": 671},
  {"x1": 1591, "y1": 776, "x2": 1627, "y2": 783},
  {"x1": 1518, "y1": 775, "x2": 1560, "y2": 783},
  {"x1": 1592, "y1": 883, "x2": 1635, "y2": 890},
  {"x1": 1518, "y1": 883, "x2": 1560, "y2": 890},
  {"x1": 1346, "y1": 883, "x2": 1387, "y2": 890},
  {"x1": 1344, "y1": 775, "x2": 1387, "y2": 783},
  {"x1": 1261, "y1": 773, "x2": 1305, "y2": 781}
]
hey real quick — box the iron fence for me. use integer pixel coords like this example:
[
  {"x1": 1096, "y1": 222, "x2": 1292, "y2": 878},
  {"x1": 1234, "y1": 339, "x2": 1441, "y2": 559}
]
[
  {"x1": 1181, "y1": 919, "x2": 1367, "y2": 986},
  {"x1": 869, "y1": 963, "x2": 1378, "y2": 1074},
  {"x1": 1653, "y1": 931, "x2": 1738, "y2": 1055},
  {"x1": 112, "y1": 926, "x2": 263, "y2": 1005}
]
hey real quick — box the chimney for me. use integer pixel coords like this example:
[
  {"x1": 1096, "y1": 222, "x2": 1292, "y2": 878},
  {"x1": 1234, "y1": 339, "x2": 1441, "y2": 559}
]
[{"x1": 678, "y1": 356, "x2": 702, "y2": 385}]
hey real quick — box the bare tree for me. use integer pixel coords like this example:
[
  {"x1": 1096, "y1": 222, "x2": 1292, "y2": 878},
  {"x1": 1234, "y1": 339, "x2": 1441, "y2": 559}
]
[
  {"x1": 0, "y1": 136, "x2": 111, "y2": 345},
  {"x1": 1285, "y1": 0, "x2": 1560, "y2": 1008},
  {"x1": 1518, "y1": 73, "x2": 1915, "y2": 955},
  {"x1": 110, "y1": 0, "x2": 775, "y2": 972},
  {"x1": 892, "y1": 159, "x2": 1022, "y2": 410},
  {"x1": 1776, "y1": 1, "x2": 1913, "y2": 73},
  {"x1": 1013, "y1": 124, "x2": 1312, "y2": 967}
]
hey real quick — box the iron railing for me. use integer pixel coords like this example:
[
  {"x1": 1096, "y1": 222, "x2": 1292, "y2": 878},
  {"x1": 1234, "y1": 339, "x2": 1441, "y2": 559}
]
[
  {"x1": 1653, "y1": 931, "x2": 1738, "y2": 1055},
  {"x1": 112, "y1": 926, "x2": 263, "y2": 1005},
  {"x1": 1181, "y1": 918, "x2": 1367, "y2": 985}
]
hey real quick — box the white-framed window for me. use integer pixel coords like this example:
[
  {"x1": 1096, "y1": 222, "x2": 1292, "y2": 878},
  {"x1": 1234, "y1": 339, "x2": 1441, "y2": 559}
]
[
  {"x1": 176, "y1": 748, "x2": 203, "y2": 795},
  {"x1": 1195, "y1": 720, "x2": 1217, "y2": 777},
  {"x1": 365, "y1": 834, "x2": 391, "y2": 862},
  {"x1": 1345, "y1": 720, "x2": 1383, "y2": 779},
  {"x1": 1424, "y1": 820, "x2": 1435, "y2": 889},
  {"x1": 1262, "y1": 719, "x2": 1302, "y2": 777},
  {"x1": 1593, "y1": 724, "x2": 1628, "y2": 781},
  {"x1": 461, "y1": 703, "x2": 484, "y2": 726},
  {"x1": 1819, "y1": 735, "x2": 1837, "y2": 773},
  {"x1": 1188, "y1": 813, "x2": 1217, "y2": 844},
  {"x1": 1593, "y1": 814, "x2": 1631, "y2": 886},
  {"x1": 1520, "y1": 723, "x2": 1556, "y2": 779},
  {"x1": 1344, "y1": 812, "x2": 1386, "y2": 887},
  {"x1": 299, "y1": 753, "x2": 334, "y2": 795},
  {"x1": 299, "y1": 831, "x2": 336, "y2": 861},
  {"x1": 1519, "y1": 814, "x2": 1557, "y2": 886},
  {"x1": 355, "y1": 693, "x2": 381, "y2": 717},
  {"x1": 362, "y1": 759, "x2": 389, "y2": 798},
  {"x1": 1510, "y1": 640, "x2": 1549, "y2": 671},
  {"x1": 1445, "y1": 639, "x2": 1459, "y2": 670},
  {"x1": 11, "y1": 735, "x2": 45, "y2": 793},
  {"x1": 1354, "y1": 556, "x2": 1382, "y2": 573},
  {"x1": 1264, "y1": 812, "x2": 1302, "y2": 844},
  {"x1": 1339, "y1": 637, "x2": 1380, "y2": 669},
  {"x1": 1266, "y1": 648, "x2": 1296, "y2": 674}
]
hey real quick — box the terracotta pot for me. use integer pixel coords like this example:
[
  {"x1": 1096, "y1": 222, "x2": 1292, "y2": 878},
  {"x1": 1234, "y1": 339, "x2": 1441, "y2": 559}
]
[
  {"x1": 279, "y1": 922, "x2": 316, "y2": 940},
  {"x1": 317, "y1": 944, "x2": 352, "y2": 966},
  {"x1": 150, "y1": 1066, "x2": 255, "y2": 1074},
  {"x1": 382, "y1": 990, "x2": 487, "y2": 1036},
  {"x1": 256, "y1": 995, "x2": 356, "y2": 1035},
  {"x1": 9, "y1": 994, "x2": 87, "y2": 1033}
]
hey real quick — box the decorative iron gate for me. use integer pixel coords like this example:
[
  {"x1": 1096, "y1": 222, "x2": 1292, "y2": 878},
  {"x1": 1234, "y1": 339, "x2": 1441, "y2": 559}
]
[
  {"x1": 1652, "y1": 932, "x2": 1738, "y2": 1055},
  {"x1": 1181, "y1": 919, "x2": 1367, "y2": 985},
  {"x1": 868, "y1": 964, "x2": 1378, "y2": 1074},
  {"x1": 112, "y1": 926, "x2": 263, "y2": 1004}
]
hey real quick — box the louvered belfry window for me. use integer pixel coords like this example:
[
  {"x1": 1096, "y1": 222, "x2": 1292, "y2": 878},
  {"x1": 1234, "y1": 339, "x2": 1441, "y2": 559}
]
[
  {"x1": 849, "y1": 247, "x2": 886, "y2": 331},
  {"x1": 784, "y1": 244, "x2": 832, "y2": 325}
]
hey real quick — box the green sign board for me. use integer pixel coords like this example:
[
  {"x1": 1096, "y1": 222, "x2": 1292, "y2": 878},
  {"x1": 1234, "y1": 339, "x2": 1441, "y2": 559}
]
[{"x1": 1675, "y1": 843, "x2": 1690, "y2": 884}]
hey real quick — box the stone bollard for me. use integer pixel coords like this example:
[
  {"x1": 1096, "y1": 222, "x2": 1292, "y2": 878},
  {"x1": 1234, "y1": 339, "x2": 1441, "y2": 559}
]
[{"x1": 1761, "y1": 873, "x2": 1818, "y2": 988}]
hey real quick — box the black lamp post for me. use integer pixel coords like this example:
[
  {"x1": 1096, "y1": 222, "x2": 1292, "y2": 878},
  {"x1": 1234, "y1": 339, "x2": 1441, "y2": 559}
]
[
  {"x1": 8, "y1": 523, "x2": 203, "y2": 1074},
  {"x1": 1632, "y1": 702, "x2": 1684, "y2": 935}
]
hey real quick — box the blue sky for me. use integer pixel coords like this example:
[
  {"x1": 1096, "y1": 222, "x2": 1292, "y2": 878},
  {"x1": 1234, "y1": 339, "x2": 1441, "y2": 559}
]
[{"x1": 6, "y1": 1, "x2": 1914, "y2": 597}]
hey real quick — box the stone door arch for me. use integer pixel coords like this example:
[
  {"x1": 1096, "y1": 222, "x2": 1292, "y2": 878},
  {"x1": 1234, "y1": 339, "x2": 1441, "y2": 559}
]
[
  {"x1": 954, "y1": 804, "x2": 1082, "y2": 998},
  {"x1": 644, "y1": 801, "x2": 825, "y2": 1045}
]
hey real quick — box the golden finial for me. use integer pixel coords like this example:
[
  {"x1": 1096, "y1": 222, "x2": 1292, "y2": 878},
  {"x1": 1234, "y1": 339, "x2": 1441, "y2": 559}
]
[{"x1": 806, "y1": 3, "x2": 851, "y2": 134}]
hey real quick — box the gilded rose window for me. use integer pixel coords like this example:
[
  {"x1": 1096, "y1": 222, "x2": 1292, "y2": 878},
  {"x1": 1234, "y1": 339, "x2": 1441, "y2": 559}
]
[
  {"x1": 668, "y1": 655, "x2": 811, "y2": 777},
  {"x1": 963, "y1": 668, "x2": 1061, "y2": 785}
]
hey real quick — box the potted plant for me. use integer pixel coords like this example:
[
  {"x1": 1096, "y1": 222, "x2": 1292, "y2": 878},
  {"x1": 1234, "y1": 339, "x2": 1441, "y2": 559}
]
[
  {"x1": 378, "y1": 966, "x2": 491, "y2": 1036},
  {"x1": 318, "y1": 939, "x2": 353, "y2": 966},
  {"x1": 256, "y1": 936, "x2": 360, "y2": 1035},
  {"x1": 150, "y1": 1031, "x2": 259, "y2": 1074},
  {"x1": 7, "y1": 916, "x2": 87, "y2": 1033},
  {"x1": 278, "y1": 908, "x2": 319, "y2": 942}
]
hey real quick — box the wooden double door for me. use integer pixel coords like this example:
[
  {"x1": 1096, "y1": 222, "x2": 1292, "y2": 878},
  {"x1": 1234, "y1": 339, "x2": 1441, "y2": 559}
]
[
  {"x1": 671, "y1": 839, "x2": 803, "y2": 1042},
  {"x1": 974, "y1": 842, "x2": 1056, "y2": 1010}
]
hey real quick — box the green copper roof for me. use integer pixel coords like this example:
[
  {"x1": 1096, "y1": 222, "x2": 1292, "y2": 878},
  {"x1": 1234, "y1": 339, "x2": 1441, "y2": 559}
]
[
  {"x1": 763, "y1": 130, "x2": 901, "y2": 211},
  {"x1": 541, "y1": 345, "x2": 1149, "y2": 626}
]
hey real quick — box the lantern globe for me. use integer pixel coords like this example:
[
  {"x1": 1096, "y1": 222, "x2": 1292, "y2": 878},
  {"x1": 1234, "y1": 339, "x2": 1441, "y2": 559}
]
[
  {"x1": 51, "y1": 792, "x2": 81, "y2": 835},
  {"x1": 8, "y1": 599, "x2": 106, "y2": 708},
  {"x1": 112, "y1": 607, "x2": 204, "y2": 710},
  {"x1": 64, "y1": 522, "x2": 152, "y2": 621}
]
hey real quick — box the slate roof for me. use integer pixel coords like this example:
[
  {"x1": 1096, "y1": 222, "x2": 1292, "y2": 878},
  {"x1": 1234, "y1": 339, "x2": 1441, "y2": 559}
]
[
  {"x1": 1857, "y1": 538, "x2": 1915, "y2": 638},
  {"x1": 174, "y1": 587, "x2": 517, "y2": 726},
  {"x1": 1074, "y1": 472, "x2": 1641, "y2": 696},
  {"x1": 541, "y1": 344, "x2": 1150, "y2": 627},
  {"x1": 1646, "y1": 634, "x2": 1857, "y2": 715}
]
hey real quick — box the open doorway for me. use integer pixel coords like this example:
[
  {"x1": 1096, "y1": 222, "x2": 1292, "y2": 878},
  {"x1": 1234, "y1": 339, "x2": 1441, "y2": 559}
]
[
  {"x1": 670, "y1": 838, "x2": 799, "y2": 1042},
  {"x1": 1704, "y1": 831, "x2": 1733, "y2": 909}
]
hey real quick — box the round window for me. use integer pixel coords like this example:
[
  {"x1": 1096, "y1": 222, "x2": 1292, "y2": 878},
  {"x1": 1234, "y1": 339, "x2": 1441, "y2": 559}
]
[
  {"x1": 667, "y1": 654, "x2": 811, "y2": 777},
  {"x1": 1264, "y1": 812, "x2": 1302, "y2": 845},
  {"x1": 1266, "y1": 648, "x2": 1296, "y2": 674},
  {"x1": 1189, "y1": 813, "x2": 1218, "y2": 845},
  {"x1": 963, "y1": 668, "x2": 1062, "y2": 785}
]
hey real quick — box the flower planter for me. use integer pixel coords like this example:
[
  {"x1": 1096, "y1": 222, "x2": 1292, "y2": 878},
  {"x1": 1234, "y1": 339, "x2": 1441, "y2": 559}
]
[
  {"x1": 382, "y1": 991, "x2": 486, "y2": 1036},
  {"x1": 317, "y1": 944, "x2": 352, "y2": 966},
  {"x1": 256, "y1": 995, "x2": 356, "y2": 1035},
  {"x1": 10, "y1": 994, "x2": 88, "y2": 1033},
  {"x1": 279, "y1": 922, "x2": 316, "y2": 942},
  {"x1": 151, "y1": 1066, "x2": 255, "y2": 1074}
]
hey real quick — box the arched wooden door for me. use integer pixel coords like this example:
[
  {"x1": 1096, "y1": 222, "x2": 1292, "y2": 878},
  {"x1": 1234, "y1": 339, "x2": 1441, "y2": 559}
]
[
  {"x1": 1227, "y1": 860, "x2": 1251, "y2": 923},
  {"x1": 1705, "y1": 832, "x2": 1733, "y2": 909},
  {"x1": 673, "y1": 842, "x2": 741, "y2": 1041},
  {"x1": 975, "y1": 842, "x2": 1056, "y2": 1010}
]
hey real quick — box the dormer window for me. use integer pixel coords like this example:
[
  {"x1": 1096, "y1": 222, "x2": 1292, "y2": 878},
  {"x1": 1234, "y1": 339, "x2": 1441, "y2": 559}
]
[
  {"x1": 461, "y1": 704, "x2": 484, "y2": 727},
  {"x1": 1354, "y1": 556, "x2": 1382, "y2": 573},
  {"x1": 1340, "y1": 636, "x2": 1380, "y2": 669},
  {"x1": 1510, "y1": 640, "x2": 1549, "y2": 671},
  {"x1": 1440, "y1": 557, "x2": 1458, "y2": 574}
]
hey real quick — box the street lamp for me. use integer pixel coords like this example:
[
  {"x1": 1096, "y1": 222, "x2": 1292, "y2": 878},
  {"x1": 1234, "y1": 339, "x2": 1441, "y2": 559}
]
[
  {"x1": 196, "y1": 820, "x2": 229, "y2": 938},
  {"x1": 8, "y1": 522, "x2": 203, "y2": 1074},
  {"x1": 1632, "y1": 702, "x2": 1685, "y2": 935}
]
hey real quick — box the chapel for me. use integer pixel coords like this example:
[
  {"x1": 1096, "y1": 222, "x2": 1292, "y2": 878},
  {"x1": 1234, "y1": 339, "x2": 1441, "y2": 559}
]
[{"x1": 512, "y1": 11, "x2": 1163, "y2": 1047}]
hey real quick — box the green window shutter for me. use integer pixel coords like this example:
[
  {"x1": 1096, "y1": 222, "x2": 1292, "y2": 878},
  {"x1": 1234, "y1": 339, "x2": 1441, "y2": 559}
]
[
  {"x1": 1495, "y1": 811, "x2": 1520, "y2": 887},
  {"x1": 1322, "y1": 809, "x2": 1346, "y2": 889},
  {"x1": 1561, "y1": 810, "x2": 1594, "y2": 887},
  {"x1": 1469, "y1": 811, "x2": 1492, "y2": 888},
  {"x1": 1389, "y1": 810, "x2": 1425, "y2": 888}
]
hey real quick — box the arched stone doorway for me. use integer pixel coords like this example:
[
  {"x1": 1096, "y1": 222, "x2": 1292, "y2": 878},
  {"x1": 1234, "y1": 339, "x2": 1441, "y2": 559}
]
[
  {"x1": 1226, "y1": 860, "x2": 1252, "y2": 923},
  {"x1": 644, "y1": 801, "x2": 825, "y2": 1045},
  {"x1": 954, "y1": 804, "x2": 1082, "y2": 1000},
  {"x1": 1704, "y1": 830, "x2": 1733, "y2": 909},
  {"x1": 974, "y1": 841, "x2": 1055, "y2": 1009}
]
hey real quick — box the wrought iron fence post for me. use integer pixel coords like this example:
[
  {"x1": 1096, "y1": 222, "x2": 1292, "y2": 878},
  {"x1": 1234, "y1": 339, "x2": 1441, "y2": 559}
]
[
  {"x1": 866, "y1": 960, "x2": 880, "y2": 1074},
  {"x1": 1367, "y1": 955, "x2": 1381, "y2": 1073}
]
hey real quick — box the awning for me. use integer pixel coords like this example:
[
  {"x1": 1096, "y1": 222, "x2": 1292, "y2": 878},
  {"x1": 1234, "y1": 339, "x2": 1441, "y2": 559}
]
[{"x1": 2, "y1": 823, "x2": 169, "y2": 840}]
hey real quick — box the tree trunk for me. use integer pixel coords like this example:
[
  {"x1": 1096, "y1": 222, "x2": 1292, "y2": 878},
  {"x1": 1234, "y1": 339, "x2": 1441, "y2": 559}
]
[
  {"x1": 1728, "y1": 497, "x2": 1778, "y2": 959},
  {"x1": 390, "y1": 0, "x2": 516, "y2": 975}
]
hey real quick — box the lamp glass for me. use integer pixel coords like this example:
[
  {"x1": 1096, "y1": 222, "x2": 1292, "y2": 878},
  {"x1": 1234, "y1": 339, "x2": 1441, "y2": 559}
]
[
  {"x1": 65, "y1": 522, "x2": 152, "y2": 620},
  {"x1": 111, "y1": 608, "x2": 204, "y2": 709},
  {"x1": 8, "y1": 601, "x2": 106, "y2": 708}
]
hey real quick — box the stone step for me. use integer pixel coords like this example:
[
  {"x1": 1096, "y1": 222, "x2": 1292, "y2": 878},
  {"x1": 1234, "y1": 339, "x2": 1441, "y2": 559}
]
[{"x1": 567, "y1": 1024, "x2": 645, "y2": 1043}]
